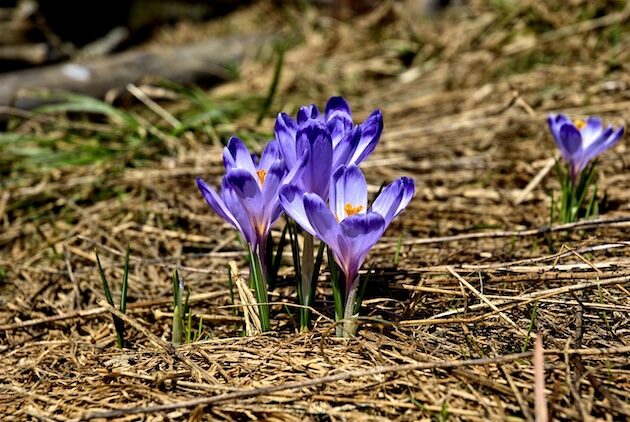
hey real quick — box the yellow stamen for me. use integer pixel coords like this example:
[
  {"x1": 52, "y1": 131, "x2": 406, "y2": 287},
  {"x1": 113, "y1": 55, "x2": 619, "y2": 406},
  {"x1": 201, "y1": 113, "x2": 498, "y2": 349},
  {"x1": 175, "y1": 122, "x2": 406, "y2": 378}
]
[
  {"x1": 344, "y1": 203, "x2": 364, "y2": 217},
  {"x1": 573, "y1": 119, "x2": 587, "y2": 130},
  {"x1": 257, "y1": 169, "x2": 267, "y2": 185}
]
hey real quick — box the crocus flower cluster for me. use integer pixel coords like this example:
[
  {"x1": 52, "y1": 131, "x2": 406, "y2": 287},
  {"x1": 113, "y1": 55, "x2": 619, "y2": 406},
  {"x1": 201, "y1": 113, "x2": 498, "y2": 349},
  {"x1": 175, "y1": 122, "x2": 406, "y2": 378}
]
[
  {"x1": 547, "y1": 113, "x2": 624, "y2": 223},
  {"x1": 197, "y1": 96, "x2": 414, "y2": 336},
  {"x1": 275, "y1": 97, "x2": 383, "y2": 200}
]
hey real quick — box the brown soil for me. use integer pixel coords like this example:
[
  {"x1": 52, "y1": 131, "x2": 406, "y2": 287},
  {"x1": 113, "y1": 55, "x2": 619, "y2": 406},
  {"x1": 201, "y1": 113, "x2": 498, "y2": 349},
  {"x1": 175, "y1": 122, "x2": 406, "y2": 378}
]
[{"x1": 1, "y1": 1, "x2": 629, "y2": 420}]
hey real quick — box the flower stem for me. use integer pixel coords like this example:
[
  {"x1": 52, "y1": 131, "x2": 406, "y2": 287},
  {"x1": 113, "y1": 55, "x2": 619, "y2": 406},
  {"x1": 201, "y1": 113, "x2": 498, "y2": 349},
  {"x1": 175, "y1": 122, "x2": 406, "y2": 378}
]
[
  {"x1": 248, "y1": 245, "x2": 270, "y2": 332},
  {"x1": 341, "y1": 278, "x2": 360, "y2": 337},
  {"x1": 299, "y1": 232, "x2": 314, "y2": 331}
]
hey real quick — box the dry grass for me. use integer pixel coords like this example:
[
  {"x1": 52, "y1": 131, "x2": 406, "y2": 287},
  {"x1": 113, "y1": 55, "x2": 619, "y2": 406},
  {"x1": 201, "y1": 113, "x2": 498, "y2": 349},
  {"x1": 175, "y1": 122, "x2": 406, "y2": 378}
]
[{"x1": 1, "y1": 0, "x2": 630, "y2": 420}]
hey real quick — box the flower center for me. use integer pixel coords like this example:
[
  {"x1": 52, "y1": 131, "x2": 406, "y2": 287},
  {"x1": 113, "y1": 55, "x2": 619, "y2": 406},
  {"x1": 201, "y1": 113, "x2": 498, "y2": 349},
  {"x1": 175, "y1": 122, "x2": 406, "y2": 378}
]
[
  {"x1": 344, "y1": 203, "x2": 363, "y2": 217},
  {"x1": 257, "y1": 169, "x2": 267, "y2": 185},
  {"x1": 573, "y1": 119, "x2": 587, "y2": 130}
]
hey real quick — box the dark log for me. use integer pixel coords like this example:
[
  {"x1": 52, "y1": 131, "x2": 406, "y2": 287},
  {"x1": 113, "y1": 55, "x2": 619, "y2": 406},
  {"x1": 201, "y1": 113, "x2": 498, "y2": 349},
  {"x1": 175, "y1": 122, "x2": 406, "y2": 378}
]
[{"x1": 0, "y1": 34, "x2": 271, "y2": 109}]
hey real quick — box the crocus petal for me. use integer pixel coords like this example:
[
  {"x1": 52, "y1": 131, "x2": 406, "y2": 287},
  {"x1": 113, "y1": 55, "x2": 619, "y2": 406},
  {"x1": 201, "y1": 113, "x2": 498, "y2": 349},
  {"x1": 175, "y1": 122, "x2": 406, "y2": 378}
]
[
  {"x1": 282, "y1": 150, "x2": 308, "y2": 187},
  {"x1": 223, "y1": 137, "x2": 257, "y2": 176},
  {"x1": 225, "y1": 169, "x2": 265, "y2": 237},
  {"x1": 325, "y1": 96, "x2": 352, "y2": 121},
  {"x1": 338, "y1": 213, "x2": 386, "y2": 283},
  {"x1": 580, "y1": 116, "x2": 603, "y2": 148},
  {"x1": 548, "y1": 114, "x2": 570, "y2": 145},
  {"x1": 297, "y1": 104, "x2": 320, "y2": 124},
  {"x1": 303, "y1": 192, "x2": 342, "y2": 252},
  {"x1": 221, "y1": 181, "x2": 256, "y2": 246},
  {"x1": 349, "y1": 109, "x2": 383, "y2": 165},
  {"x1": 586, "y1": 126, "x2": 624, "y2": 162},
  {"x1": 370, "y1": 177, "x2": 415, "y2": 228},
  {"x1": 326, "y1": 111, "x2": 354, "y2": 147},
  {"x1": 332, "y1": 126, "x2": 361, "y2": 169},
  {"x1": 275, "y1": 113, "x2": 298, "y2": 169},
  {"x1": 261, "y1": 160, "x2": 285, "y2": 223},
  {"x1": 558, "y1": 124, "x2": 582, "y2": 158},
  {"x1": 196, "y1": 177, "x2": 239, "y2": 229},
  {"x1": 259, "y1": 140, "x2": 282, "y2": 172},
  {"x1": 296, "y1": 120, "x2": 333, "y2": 198},
  {"x1": 279, "y1": 185, "x2": 316, "y2": 236},
  {"x1": 330, "y1": 164, "x2": 368, "y2": 221}
]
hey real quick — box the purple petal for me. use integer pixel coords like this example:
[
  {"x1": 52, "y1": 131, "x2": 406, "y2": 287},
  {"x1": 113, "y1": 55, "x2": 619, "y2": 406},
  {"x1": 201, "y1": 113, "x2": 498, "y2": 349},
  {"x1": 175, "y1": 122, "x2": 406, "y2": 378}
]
[
  {"x1": 326, "y1": 111, "x2": 354, "y2": 147},
  {"x1": 225, "y1": 169, "x2": 265, "y2": 237},
  {"x1": 282, "y1": 149, "x2": 309, "y2": 186},
  {"x1": 259, "y1": 140, "x2": 282, "y2": 171},
  {"x1": 370, "y1": 177, "x2": 415, "y2": 228},
  {"x1": 332, "y1": 126, "x2": 361, "y2": 169},
  {"x1": 275, "y1": 113, "x2": 298, "y2": 169},
  {"x1": 261, "y1": 161, "x2": 285, "y2": 223},
  {"x1": 548, "y1": 114, "x2": 570, "y2": 146},
  {"x1": 279, "y1": 185, "x2": 316, "y2": 236},
  {"x1": 558, "y1": 124, "x2": 582, "y2": 157},
  {"x1": 586, "y1": 126, "x2": 624, "y2": 162},
  {"x1": 221, "y1": 181, "x2": 257, "y2": 246},
  {"x1": 330, "y1": 164, "x2": 368, "y2": 222},
  {"x1": 297, "y1": 104, "x2": 320, "y2": 124},
  {"x1": 196, "y1": 177, "x2": 239, "y2": 229},
  {"x1": 580, "y1": 116, "x2": 603, "y2": 148},
  {"x1": 349, "y1": 109, "x2": 383, "y2": 165},
  {"x1": 223, "y1": 137, "x2": 257, "y2": 176},
  {"x1": 325, "y1": 96, "x2": 352, "y2": 121},
  {"x1": 338, "y1": 213, "x2": 386, "y2": 284},
  {"x1": 296, "y1": 120, "x2": 333, "y2": 198},
  {"x1": 303, "y1": 192, "x2": 342, "y2": 252}
]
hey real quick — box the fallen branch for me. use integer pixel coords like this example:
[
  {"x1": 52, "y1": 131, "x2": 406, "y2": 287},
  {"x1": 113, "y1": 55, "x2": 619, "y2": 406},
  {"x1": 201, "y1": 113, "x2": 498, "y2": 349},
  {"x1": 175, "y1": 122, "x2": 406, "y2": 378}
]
[{"x1": 0, "y1": 34, "x2": 272, "y2": 109}]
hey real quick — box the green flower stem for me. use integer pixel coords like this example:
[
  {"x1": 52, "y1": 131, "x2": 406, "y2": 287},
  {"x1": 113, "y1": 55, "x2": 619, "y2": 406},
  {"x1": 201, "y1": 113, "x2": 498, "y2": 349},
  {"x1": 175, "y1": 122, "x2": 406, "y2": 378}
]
[
  {"x1": 248, "y1": 245, "x2": 270, "y2": 332},
  {"x1": 327, "y1": 247, "x2": 345, "y2": 337},
  {"x1": 556, "y1": 161, "x2": 598, "y2": 224},
  {"x1": 299, "y1": 233, "x2": 315, "y2": 331},
  {"x1": 342, "y1": 277, "x2": 360, "y2": 338}
]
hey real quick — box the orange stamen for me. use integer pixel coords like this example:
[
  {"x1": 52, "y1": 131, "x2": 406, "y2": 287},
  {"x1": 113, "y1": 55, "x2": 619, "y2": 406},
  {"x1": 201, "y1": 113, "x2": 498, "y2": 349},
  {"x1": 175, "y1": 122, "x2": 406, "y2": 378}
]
[
  {"x1": 573, "y1": 119, "x2": 587, "y2": 130},
  {"x1": 344, "y1": 203, "x2": 364, "y2": 217},
  {"x1": 257, "y1": 169, "x2": 267, "y2": 185}
]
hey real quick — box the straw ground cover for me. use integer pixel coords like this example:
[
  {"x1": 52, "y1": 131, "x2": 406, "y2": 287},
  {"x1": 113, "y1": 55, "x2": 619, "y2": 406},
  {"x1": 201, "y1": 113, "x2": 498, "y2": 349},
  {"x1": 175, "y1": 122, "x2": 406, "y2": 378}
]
[{"x1": 1, "y1": 0, "x2": 629, "y2": 420}]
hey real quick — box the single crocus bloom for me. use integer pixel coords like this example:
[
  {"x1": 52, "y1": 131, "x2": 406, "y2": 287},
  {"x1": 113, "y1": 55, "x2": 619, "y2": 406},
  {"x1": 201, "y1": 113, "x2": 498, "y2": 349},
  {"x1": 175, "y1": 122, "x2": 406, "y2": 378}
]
[
  {"x1": 196, "y1": 137, "x2": 305, "y2": 253},
  {"x1": 548, "y1": 113, "x2": 624, "y2": 180},
  {"x1": 275, "y1": 96, "x2": 383, "y2": 176},
  {"x1": 280, "y1": 164, "x2": 414, "y2": 298}
]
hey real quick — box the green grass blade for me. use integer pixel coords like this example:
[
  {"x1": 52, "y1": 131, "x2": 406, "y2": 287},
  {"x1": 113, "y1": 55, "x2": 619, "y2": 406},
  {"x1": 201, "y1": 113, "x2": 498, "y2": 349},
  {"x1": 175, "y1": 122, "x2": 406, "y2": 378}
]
[
  {"x1": 95, "y1": 249, "x2": 125, "y2": 348},
  {"x1": 256, "y1": 43, "x2": 285, "y2": 124},
  {"x1": 120, "y1": 245, "x2": 130, "y2": 314},
  {"x1": 95, "y1": 250, "x2": 115, "y2": 308}
]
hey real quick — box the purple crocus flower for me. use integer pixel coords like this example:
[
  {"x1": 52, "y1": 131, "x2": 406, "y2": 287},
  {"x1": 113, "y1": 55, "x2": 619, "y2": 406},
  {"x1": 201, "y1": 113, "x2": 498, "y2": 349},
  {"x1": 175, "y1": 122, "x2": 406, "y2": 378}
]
[
  {"x1": 280, "y1": 164, "x2": 414, "y2": 297},
  {"x1": 548, "y1": 113, "x2": 624, "y2": 180},
  {"x1": 196, "y1": 137, "x2": 306, "y2": 252},
  {"x1": 275, "y1": 96, "x2": 383, "y2": 177}
]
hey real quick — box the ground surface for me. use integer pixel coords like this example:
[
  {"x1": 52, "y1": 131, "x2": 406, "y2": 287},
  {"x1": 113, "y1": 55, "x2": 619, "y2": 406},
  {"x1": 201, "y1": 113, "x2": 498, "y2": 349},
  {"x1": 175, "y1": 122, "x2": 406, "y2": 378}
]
[{"x1": 1, "y1": 1, "x2": 629, "y2": 420}]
